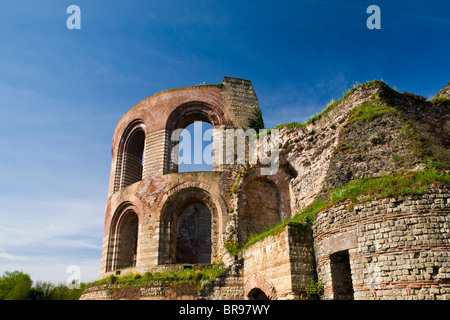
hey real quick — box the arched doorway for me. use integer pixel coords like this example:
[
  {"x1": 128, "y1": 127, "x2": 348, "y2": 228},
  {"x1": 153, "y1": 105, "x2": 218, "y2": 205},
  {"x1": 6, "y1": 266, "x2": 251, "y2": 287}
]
[
  {"x1": 244, "y1": 273, "x2": 278, "y2": 300},
  {"x1": 116, "y1": 211, "x2": 139, "y2": 269}
]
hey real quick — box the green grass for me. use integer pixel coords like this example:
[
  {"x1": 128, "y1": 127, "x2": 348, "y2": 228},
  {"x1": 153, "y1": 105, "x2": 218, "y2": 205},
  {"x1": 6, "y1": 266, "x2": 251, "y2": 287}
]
[
  {"x1": 305, "y1": 99, "x2": 339, "y2": 125},
  {"x1": 269, "y1": 80, "x2": 391, "y2": 132},
  {"x1": 193, "y1": 82, "x2": 224, "y2": 89},
  {"x1": 93, "y1": 264, "x2": 226, "y2": 288},
  {"x1": 247, "y1": 107, "x2": 265, "y2": 131},
  {"x1": 234, "y1": 169, "x2": 449, "y2": 253},
  {"x1": 429, "y1": 96, "x2": 450, "y2": 104},
  {"x1": 327, "y1": 169, "x2": 448, "y2": 203},
  {"x1": 270, "y1": 122, "x2": 305, "y2": 131},
  {"x1": 346, "y1": 103, "x2": 398, "y2": 126}
]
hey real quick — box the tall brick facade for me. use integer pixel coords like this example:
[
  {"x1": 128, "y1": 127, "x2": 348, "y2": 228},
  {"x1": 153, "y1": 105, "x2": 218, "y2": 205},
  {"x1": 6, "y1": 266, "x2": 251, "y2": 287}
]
[{"x1": 100, "y1": 77, "x2": 268, "y2": 277}]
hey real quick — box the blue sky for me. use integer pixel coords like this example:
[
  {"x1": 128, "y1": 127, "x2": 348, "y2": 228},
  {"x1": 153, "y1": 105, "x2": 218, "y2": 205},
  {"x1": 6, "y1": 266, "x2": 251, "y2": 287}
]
[{"x1": 0, "y1": 0, "x2": 449, "y2": 284}]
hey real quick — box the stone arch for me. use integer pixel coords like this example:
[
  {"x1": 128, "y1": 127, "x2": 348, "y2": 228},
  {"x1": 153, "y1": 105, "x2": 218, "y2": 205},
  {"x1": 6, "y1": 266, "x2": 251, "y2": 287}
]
[
  {"x1": 113, "y1": 120, "x2": 146, "y2": 192},
  {"x1": 237, "y1": 166, "x2": 293, "y2": 243},
  {"x1": 244, "y1": 273, "x2": 278, "y2": 300},
  {"x1": 158, "y1": 186, "x2": 222, "y2": 264},
  {"x1": 241, "y1": 177, "x2": 281, "y2": 241},
  {"x1": 106, "y1": 202, "x2": 141, "y2": 272},
  {"x1": 165, "y1": 102, "x2": 226, "y2": 174}
]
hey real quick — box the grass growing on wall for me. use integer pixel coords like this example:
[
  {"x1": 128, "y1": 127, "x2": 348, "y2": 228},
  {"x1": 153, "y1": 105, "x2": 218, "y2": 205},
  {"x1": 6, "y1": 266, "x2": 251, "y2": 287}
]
[
  {"x1": 268, "y1": 80, "x2": 391, "y2": 132},
  {"x1": 345, "y1": 103, "x2": 399, "y2": 126},
  {"x1": 234, "y1": 169, "x2": 450, "y2": 254},
  {"x1": 93, "y1": 263, "x2": 226, "y2": 289}
]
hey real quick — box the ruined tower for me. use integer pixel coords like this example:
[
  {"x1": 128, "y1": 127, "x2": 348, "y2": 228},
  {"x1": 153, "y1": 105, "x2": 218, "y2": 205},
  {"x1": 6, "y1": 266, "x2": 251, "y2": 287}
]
[{"x1": 100, "y1": 77, "x2": 266, "y2": 276}]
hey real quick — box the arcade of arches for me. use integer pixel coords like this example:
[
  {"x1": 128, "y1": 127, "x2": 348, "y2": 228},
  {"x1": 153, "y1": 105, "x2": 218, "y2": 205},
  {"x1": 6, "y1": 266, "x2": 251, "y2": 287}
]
[{"x1": 98, "y1": 77, "x2": 307, "y2": 301}]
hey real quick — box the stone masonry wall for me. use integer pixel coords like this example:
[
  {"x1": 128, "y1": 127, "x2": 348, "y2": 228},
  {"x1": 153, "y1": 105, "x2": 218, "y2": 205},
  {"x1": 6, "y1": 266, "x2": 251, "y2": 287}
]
[
  {"x1": 273, "y1": 81, "x2": 450, "y2": 214},
  {"x1": 242, "y1": 224, "x2": 316, "y2": 300},
  {"x1": 313, "y1": 188, "x2": 450, "y2": 300},
  {"x1": 274, "y1": 84, "x2": 383, "y2": 212},
  {"x1": 222, "y1": 77, "x2": 259, "y2": 129}
]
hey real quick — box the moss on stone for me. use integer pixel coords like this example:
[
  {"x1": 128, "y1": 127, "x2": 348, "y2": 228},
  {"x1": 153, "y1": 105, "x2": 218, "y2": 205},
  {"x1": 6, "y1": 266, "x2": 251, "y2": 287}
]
[{"x1": 346, "y1": 103, "x2": 399, "y2": 126}]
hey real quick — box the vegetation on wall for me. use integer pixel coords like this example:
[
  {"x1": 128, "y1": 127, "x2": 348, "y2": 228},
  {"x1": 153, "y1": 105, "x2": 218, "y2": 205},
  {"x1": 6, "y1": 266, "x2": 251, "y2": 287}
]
[
  {"x1": 227, "y1": 79, "x2": 450, "y2": 258},
  {"x1": 194, "y1": 82, "x2": 224, "y2": 89},
  {"x1": 271, "y1": 80, "x2": 392, "y2": 131},
  {"x1": 233, "y1": 169, "x2": 449, "y2": 253},
  {"x1": 92, "y1": 262, "x2": 225, "y2": 290},
  {"x1": 1, "y1": 265, "x2": 228, "y2": 300},
  {"x1": 224, "y1": 238, "x2": 241, "y2": 256},
  {"x1": 345, "y1": 103, "x2": 398, "y2": 126},
  {"x1": 304, "y1": 277, "x2": 324, "y2": 299},
  {"x1": 230, "y1": 169, "x2": 248, "y2": 194},
  {"x1": 271, "y1": 79, "x2": 450, "y2": 135},
  {"x1": 429, "y1": 96, "x2": 450, "y2": 104},
  {"x1": 247, "y1": 107, "x2": 265, "y2": 131}
]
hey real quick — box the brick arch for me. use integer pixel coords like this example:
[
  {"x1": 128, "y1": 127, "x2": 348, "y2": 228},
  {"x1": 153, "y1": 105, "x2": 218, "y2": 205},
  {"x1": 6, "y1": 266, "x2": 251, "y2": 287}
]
[
  {"x1": 165, "y1": 101, "x2": 227, "y2": 174},
  {"x1": 105, "y1": 201, "x2": 143, "y2": 272},
  {"x1": 99, "y1": 78, "x2": 261, "y2": 278},
  {"x1": 110, "y1": 119, "x2": 146, "y2": 194},
  {"x1": 157, "y1": 185, "x2": 224, "y2": 264},
  {"x1": 111, "y1": 86, "x2": 231, "y2": 156},
  {"x1": 166, "y1": 101, "x2": 226, "y2": 130},
  {"x1": 111, "y1": 107, "x2": 155, "y2": 160},
  {"x1": 237, "y1": 165, "x2": 293, "y2": 243},
  {"x1": 244, "y1": 273, "x2": 278, "y2": 300},
  {"x1": 240, "y1": 165, "x2": 293, "y2": 217},
  {"x1": 154, "y1": 179, "x2": 227, "y2": 221}
]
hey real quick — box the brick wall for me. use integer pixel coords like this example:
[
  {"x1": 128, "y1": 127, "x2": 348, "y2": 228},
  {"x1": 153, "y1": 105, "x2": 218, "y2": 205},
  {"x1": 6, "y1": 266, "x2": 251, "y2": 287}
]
[
  {"x1": 143, "y1": 129, "x2": 167, "y2": 177},
  {"x1": 222, "y1": 77, "x2": 259, "y2": 129},
  {"x1": 313, "y1": 188, "x2": 450, "y2": 300},
  {"x1": 121, "y1": 153, "x2": 143, "y2": 188}
]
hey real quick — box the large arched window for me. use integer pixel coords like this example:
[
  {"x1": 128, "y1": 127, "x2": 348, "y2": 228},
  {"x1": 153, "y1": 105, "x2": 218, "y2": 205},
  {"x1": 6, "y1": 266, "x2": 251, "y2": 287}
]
[
  {"x1": 112, "y1": 121, "x2": 146, "y2": 193},
  {"x1": 178, "y1": 121, "x2": 213, "y2": 172},
  {"x1": 121, "y1": 128, "x2": 145, "y2": 188},
  {"x1": 165, "y1": 103, "x2": 224, "y2": 174}
]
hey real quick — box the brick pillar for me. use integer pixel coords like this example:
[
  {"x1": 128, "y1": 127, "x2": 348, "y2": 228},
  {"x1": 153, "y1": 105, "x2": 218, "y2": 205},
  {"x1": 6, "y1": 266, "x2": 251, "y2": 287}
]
[
  {"x1": 222, "y1": 76, "x2": 259, "y2": 129},
  {"x1": 107, "y1": 156, "x2": 121, "y2": 197},
  {"x1": 144, "y1": 129, "x2": 167, "y2": 177}
]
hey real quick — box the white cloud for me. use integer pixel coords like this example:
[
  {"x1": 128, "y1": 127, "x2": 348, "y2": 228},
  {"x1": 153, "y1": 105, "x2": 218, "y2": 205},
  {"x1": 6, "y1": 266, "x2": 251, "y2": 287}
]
[
  {"x1": 0, "y1": 195, "x2": 104, "y2": 284},
  {"x1": 0, "y1": 254, "x2": 101, "y2": 284}
]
